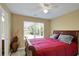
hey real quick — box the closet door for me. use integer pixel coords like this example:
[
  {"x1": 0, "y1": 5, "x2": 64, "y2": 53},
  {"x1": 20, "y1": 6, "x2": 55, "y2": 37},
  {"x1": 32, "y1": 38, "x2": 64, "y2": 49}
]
[
  {"x1": 0, "y1": 7, "x2": 9, "y2": 56},
  {"x1": 3, "y1": 10, "x2": 11, "y2": 56},
  {"x1": 0, "y1": 8, "x2": 2, "y2": 56}
]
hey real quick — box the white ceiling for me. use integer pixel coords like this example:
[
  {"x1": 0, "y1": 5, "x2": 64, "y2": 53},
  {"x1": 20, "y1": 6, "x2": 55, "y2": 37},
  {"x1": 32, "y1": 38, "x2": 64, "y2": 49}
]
[{"x1": 6, "y1": 3, "x2": 79, "y2": 20}]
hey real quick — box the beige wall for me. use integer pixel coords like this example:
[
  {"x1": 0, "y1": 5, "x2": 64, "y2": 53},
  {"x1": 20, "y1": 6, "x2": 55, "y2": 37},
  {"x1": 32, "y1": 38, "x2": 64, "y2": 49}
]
[
  {"x1": 51, "y1": 10, "x2": 79, "y2": 32},
  {"x1": 11, "y1": 14, "x2": 51, "y2": 48},
  {"x1": 51, "y1": 10, "x2": 79, "y2": 52}
]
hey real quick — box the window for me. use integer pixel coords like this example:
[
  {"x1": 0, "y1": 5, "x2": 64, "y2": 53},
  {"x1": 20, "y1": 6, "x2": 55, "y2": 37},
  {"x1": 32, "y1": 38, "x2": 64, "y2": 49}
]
[{"x1": 24, "y1": 21, "x2": 44, "y2": 40}]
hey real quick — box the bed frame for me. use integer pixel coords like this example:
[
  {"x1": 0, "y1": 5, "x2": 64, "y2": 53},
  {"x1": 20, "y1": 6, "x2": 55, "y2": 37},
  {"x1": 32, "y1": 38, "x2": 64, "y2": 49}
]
[{"x1": 25, "y1": 30, "x2": 79, "y2": 56}]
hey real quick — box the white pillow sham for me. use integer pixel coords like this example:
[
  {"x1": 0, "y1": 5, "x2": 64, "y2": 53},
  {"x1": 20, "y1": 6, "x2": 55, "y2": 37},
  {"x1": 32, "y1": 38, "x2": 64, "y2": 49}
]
[
  {"x1": 58, "y1": 34, "x2": 73, "y2": 44},
  {"x1": 50, "y1": 34, "x2": 59, "y2": 39}
]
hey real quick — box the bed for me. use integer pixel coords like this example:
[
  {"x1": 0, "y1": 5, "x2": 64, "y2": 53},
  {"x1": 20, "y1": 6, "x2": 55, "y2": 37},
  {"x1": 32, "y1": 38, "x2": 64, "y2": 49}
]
[{"x1": 25, "y1": 30, "x2": 79, "y2": 56}]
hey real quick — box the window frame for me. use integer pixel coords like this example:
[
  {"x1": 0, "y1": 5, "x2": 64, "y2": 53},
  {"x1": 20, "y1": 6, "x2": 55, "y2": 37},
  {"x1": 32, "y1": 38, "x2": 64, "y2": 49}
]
[{"x1": 24, "y1": 21, "x2": 44, "y2": 40}]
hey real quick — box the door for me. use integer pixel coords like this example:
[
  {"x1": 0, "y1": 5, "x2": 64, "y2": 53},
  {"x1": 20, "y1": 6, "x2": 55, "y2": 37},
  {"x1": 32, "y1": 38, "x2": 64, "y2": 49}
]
[{"x1": 0, "y1": 7, "x2": 2, "y2": 56}]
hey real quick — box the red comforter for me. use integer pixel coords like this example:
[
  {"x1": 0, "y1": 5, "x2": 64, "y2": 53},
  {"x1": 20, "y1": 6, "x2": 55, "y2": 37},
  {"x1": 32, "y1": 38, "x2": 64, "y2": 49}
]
[{"x1": 29, "y1": 38, "x2": 78, "y2": 56}]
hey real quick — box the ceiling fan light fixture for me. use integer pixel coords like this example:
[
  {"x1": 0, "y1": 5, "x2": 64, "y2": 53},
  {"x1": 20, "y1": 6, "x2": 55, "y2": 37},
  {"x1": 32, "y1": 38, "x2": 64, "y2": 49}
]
[{"x1": 43, "y1": 9, "x2": 48, "y2": 14}]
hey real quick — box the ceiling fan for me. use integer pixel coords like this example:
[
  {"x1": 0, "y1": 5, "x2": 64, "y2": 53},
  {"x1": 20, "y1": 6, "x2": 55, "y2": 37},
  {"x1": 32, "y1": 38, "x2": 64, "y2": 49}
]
[
  {"x1": 40, "y1": 3, "x2": 57, "y2": 13},
  {"x1": 33, "y1": 3, "x2": 58, "y2": 16}
]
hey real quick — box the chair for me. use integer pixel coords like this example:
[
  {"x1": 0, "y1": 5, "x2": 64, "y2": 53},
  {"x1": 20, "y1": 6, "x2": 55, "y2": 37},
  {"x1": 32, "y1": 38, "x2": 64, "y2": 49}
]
[{"x1": 10, "y1": 36, "x2": 19, "y2": 55}]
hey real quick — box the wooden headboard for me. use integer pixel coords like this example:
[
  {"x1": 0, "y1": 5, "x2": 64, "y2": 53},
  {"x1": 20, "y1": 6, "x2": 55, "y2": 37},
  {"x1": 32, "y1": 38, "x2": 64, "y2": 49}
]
[{"x1": 53, "y1": 30, "x2": 79, "y2": 43}]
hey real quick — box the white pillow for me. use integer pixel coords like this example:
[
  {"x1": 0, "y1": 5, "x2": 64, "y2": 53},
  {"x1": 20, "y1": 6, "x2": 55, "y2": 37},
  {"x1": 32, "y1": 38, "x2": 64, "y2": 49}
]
[
  {"x1": 58, "y1": 34, "x2": 73, "y2": 44},
  {"x1": 50, "y1": 34, "x2": 59, "y2": 39}
]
